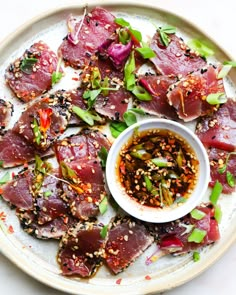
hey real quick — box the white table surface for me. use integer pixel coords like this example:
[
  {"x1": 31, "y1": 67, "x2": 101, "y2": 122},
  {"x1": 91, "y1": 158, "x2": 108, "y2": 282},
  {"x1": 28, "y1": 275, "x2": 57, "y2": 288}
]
[{"x1": 0, "y1": 0, "x2": 236, "y2": 294}]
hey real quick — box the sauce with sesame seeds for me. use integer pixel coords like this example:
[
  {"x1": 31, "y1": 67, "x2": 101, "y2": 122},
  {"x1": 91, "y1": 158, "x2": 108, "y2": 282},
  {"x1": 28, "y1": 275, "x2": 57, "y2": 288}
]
[{"x1": 118, "y1": 129, "x2": 199, "y2": 208}]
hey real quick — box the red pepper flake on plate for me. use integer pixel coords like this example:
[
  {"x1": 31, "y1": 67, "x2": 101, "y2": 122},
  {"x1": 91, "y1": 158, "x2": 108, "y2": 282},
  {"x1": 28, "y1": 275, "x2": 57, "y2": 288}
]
[
  {"x1": 115, "y1": 278, "x2": 122, "y2": 285},
  {"x1": 8, "y1": 225, "x2": 14, "y2": 234}
]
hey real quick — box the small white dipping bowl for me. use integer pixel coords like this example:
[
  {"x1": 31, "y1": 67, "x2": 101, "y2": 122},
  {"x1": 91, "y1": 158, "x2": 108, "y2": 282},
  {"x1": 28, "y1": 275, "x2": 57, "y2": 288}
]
[{"x1": 106, "y1": 118, "x2": 210, "y2": 223}]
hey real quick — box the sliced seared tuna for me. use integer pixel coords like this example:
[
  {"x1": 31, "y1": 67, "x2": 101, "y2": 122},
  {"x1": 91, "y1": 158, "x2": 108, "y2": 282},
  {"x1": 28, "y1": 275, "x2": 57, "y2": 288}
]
[
  {"x1": 208, "y1": 148, "x2": 236, "y2": 194},
  {"x1": 1, "y1": 169, "x2": 34, "y2": 210},
  {"x1": 196, "y1": 99, "x2": 236, "y2": 151},
  {"x1": 104, "y1": 217, "x2": 154, "y2": 274},
  {"x1": 167, "y1": 65, "x2": 225, "y2": 121},
  {"x1": 16, "y1": 209, "x2": 77, "y2": 239},
  {"x1": 58, "y1": 222, "x2": 106, "y2": 277},
  {"x1": 0, "y1": 99, "x2": 13, "y2": 135},
  {"x1": 13, "y1": 96, "x2": 70, "y2": 151},
  {"x1": 58, "y1": 7, "x2": 118, "y2": 69},
  {"x1": 0, "y1": 130, "x2": 53, "y2": 168},
  {"x1": 150, "y1": 31, "x2": 206, "y2": 76},
  {"x1": 138, "y1": 75, "x2": 178, "y2": 119},
  {"x1": 5, "y1": 41, "x2": 62, "y2": 102},
  {"x1": 148, "y1": 203, "x2": 220, "y2": 254}
]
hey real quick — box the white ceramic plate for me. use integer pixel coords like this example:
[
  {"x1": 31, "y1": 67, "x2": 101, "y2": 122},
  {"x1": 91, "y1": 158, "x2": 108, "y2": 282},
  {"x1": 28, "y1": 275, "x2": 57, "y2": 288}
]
[{"x1": 0, "y1": 1, "x2": 236, "y2": 294}]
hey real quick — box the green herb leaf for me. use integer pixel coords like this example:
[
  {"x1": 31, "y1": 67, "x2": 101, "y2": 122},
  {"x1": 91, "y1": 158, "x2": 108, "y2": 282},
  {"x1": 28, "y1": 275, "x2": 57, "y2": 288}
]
[
  {"x1": 214, "y1": 205, "x2": 222, "y2": 223},
  {"x1": 0, "y1": 172, "x2": 11, "y2": 185},
  {"x1": 217, "y1": 65, "x2": 232, "y2": 79},
  {"x1": 129, "y1": 28, "x2": 142, "y2": 42},
  {"x1": 187, "y1": 39, "x2": 214, "y2": 57},
  {"x1": 132, "y1": 85, "x2": 152, "y2": 101},
  {"x1": 100, "y1": 224, "x2": 108, "y2": 239},
  {"x1": 98, "y1": 147, "x2": 108, "y2": 168},
  {"x1": 123, "y1": 111, "x2": 137, "y2": 127},
  {"x1": 83, "y1": 89, "x2": 102, "y2": 108},
  {"x1": 0, "y1": 161, "x2": 3, "y2": 168},
  {"x1": 91, "y1": 67, "x2": 101, "y2": 89},
  {"x1": 115, "y1": 17, "x2": 130, "y2": 27},
  {"x1": 136, "y1": 46, "x2": 156, "y2": 59},
  {"x1": 110, "y1": 121, "x2": 128, "y2": 138},
  {"x1": 118, "y1": 28, "x2": 130, "y2": 44},
  {"x1": 60, "y1": 161, "x2": 77, "y2": 181},
  {"x1": 210, "y1": 180, "x2": 223, "y2": 205},
  {"x1": 144, "y1": 175, "x2": 153, "y2": 192},
  {"x1": 72, "y1": 105, "x2": 102, "y2": 126},
  {"x1": 44, "y1": 191, "x2": 52, "y2": 198},
  {"x1": 223, "y1": 61, "x2": 236, "y2": 66},
  {"x1": 218, "y1": 164, "x2": 227, "y2": 174},
  {"x1": 32, "y1": 118, "x2": 41, "y2": 145},
  {"x1": 190, "y1": 209, "x2": 206, "y2": 220},
  {"x1": 158, "y1": 26, "x2": 176, "y2": 46},
  {"x1": 99, "y1": 196, "x2": 108, "y2": 215},
  {"x1": 187, "y1": 228, "x2": 207, "y2": 243},
  {"x1": 193, "y1": 251, "x2": 200, "y2": 262},
  {"x1": 124, "y1": 51, "x2": 136, "y2": 91},
  {"x1": 127, "y1": 108, "x2": 146, "y2": 115},
  {"x1": 52, "y1": 71, "x2": 63, "y2": 85},
  {"x1": 20, "y1": 57, "x2": 38, "y2": 74},
  {"x1": 226, "y1": 171, "x2": 235, "y2": 187},
  {"x1": 206, "y1": 93, "x2": 227, "y2": 105}
]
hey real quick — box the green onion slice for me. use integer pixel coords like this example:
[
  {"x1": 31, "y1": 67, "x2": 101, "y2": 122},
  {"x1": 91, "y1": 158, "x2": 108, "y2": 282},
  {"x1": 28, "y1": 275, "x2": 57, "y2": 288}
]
[
  {"x1": 190, "y1": 209, "x2": 206, "y2": 220},
  {"x1": 72, "y1": 105, "x2": 102, "y2": 126},
  {"x1": 100, "y1": 224, "x2": 109, "y2": 239},
  {"x1": 206, "y1": 93, "x2": 227, "y2": 105},
  {"x1": 217, "y1": 65, "x2": 232, "y2": 79},
  {"x1": 226, "y1": 171, "x2": 235, "y2": 187},
  {"x1": 193, "y1": 251, "x2": 200, "y2": 262},
  {"x1": 99, "y1": 196, "x2": 108, "y2": 215},
  {"x1": 0, "y1": 172, "x2": 11, "y2": 185},
  {"x1": 210, "y1": 180, "x2": 223, "y2": 205},
  {"x1": 60, "y1": 161, "x2": 77, "y2": 181},
  {"x1": 32, "y1": 118, "x2": 42, "y2": 145},
  {"x1": 187, "y1": 39, "x2": 214, "y2": 57},
  {"x1": 136, "y1": 46, "x2": 156, "y2": 59},
  {"x1": 20, "y1": 57, "x2": 38, "y2": 74},
  {"x1": 151, "y1": 157, "x2": 169, "y2": 167},
  {"x1": 187, "y1": 228, "x2": 207, "y2": 243},
  {"x1": 132, "y1": 85, "x2": 152, "y2": 101},
  {"x1": 214, "y1": 205, "x2": 222, "y2": 224},
  {"x1": 124, "y1": 51, "x2": 136, "y2": 91},
  {"x1": 144, "y1": 175, "x2": 153, "y2": 192}
]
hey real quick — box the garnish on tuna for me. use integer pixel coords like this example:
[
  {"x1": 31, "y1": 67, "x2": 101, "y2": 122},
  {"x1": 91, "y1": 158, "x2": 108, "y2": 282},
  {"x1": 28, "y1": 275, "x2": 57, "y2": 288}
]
[
  {"x1": 0, "y1": 99, "x2": 13, "y2": 135},
  {"x1": 118, "y1": 129, "x2": 199, "y2": 207},
  {"x1": 5, "y1": 41, "x2": 63, "y2": 102}
]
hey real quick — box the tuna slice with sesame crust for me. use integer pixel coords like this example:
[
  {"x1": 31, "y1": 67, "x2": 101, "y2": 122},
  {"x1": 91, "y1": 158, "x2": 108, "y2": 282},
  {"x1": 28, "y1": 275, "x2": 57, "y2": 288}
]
[
  {"x1": 0, "y1": 99, "x2": 13, "y2": 135},
  {"x1": 150, "y1": 31, "x2": 206, "y2": 76},
  {"x1": 54, "y1": 128, "x2": 111, "y2": 220},
  {"x1": 5, "y1": 41, "x2": 63, "y2": 102},
  {"x1": 167, "y1": 65, "x2": 225, "y2": 122},
  {"x1": 58, "y1": 7, "x2": 118, "y2": 69},
  {"x1": 58, "y1": 222, "x2": 106, "y2": 277},
  {"x1": 104, "y1": 217, "x2": 154, "y2": 274},
  {"x1": 195, "y1": 99, "x2": 236, "y2": 152},
  {"x1": 147, "y1": 203, "x2": 220, "y2": 255}
]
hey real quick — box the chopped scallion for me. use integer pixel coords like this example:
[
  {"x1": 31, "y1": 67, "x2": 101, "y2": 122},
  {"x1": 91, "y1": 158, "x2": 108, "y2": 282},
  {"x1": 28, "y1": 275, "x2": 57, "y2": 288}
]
[
  {"x1": 210, "y1": 180, "x2": 223, "y2": 205},
  {"x1": 217, "y1": 65, "x2": 232, "y2": 79},
  {"x1": 100, "y1": 224, "x2": 108, "y2": 239},
  {"x1": 98, "y1": 147, "x2": 108, "y2": 168},
  {"x1": 193, "y1": 251, "x2": 200, "y2": 262},
  {"x1": 20, "y1": 57, "x2": 38, "y2": 74},
  {"x1": 187, "y1": 228, "x2": 207, "y2": 243},
  {"x1": 132, "y1": 85, "x2": 152, "y2": 101},
  {"x1": 190, "y1": 209, "x2": 206, "y2": 220},
  {"x1": 72, "y1": 105, "x2": 102, "y2": 126},
  {"x1": 144, "y1": 175, "x2": 153, "y2": 192},
  {"x1": 214, "y1": 205, "x2": 222, "y2": 224},
  {"x1": 0, "y1": 172, "x2": 11, "y2": 185},
  {"x1": 99, "y1": 196, "x2": 108, "y2": 215},
  {"x1": 187, "y1": 39, "x2": 214, "y2": 57},
  {"x1": 136, "y1": 46, "x2": 156, "y2": 59},
  {"x1": 226, "y1": 171, "x2": 235, "y2": 187},
  {"x1": 32, "y1": 118, "x2": 41, "y2": 145},
  {"x1": 206, "y1": 93, "x2": 227, "y2": 105},
  {"x1": 124, "y1": 51, "x2": 136, "y2": 91}
]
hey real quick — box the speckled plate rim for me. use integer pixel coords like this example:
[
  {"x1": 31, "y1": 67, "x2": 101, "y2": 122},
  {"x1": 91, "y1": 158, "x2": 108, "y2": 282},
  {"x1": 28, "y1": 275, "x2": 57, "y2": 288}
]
[{"x1": 0, "y1": 0, "x2": 236, "y2": 294}]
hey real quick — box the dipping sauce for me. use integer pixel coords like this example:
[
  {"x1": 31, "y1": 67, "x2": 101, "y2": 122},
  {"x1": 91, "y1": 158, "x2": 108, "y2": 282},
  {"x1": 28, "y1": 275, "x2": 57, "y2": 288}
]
[{"x1": 118, "y1": 129, "x2": 199, "y2": 208}]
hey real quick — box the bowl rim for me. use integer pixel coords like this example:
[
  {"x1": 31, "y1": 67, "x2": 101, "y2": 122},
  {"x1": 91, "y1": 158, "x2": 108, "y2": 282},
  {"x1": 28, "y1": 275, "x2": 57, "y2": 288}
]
[{"x1": 106, "y1": 118, "x2": 210, "y2": 223}]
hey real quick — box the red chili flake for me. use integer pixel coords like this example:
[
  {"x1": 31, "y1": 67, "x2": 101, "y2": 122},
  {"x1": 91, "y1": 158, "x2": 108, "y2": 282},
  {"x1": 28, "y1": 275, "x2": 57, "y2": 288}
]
[
  {"x1": 38, "y1": 108, "x2": 53, "y2": 133},
  {"x1": 145, "y1": 275, "x2": 152, "y2": 280},
  {"x1": 8, "y1": 225, "x2": 14, "y2": 234},
  {"x1": 63, "y1": 216, "x2": 69, "y2": 224},
  {"x1": 72, "y1": 77, "x2": 79, "y2": 81},
  {"x1": 116, "y1": 278, "x2": 122, "y2": 285},
  {"x1": 11, "y1": 172, "x2": 15, "y2": 178},
  {"x1": 0, "y1": 188, "x2": 3, "y2": 194},
  {"x1": 0, "y1": 211, "x2": 6, "y2": 221}
]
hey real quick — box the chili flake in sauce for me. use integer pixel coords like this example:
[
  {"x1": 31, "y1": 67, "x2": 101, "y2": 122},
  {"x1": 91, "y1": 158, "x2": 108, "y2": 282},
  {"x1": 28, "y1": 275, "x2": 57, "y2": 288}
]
[{"x1": 118, "y1": 129, "x2": 199, "y2": 208}]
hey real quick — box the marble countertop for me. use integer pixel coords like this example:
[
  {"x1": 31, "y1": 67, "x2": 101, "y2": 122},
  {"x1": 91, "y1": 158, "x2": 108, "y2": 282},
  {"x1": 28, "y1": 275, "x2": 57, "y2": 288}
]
[{"x1": 0, "y1": 0, "x2": 235, "y2": 294}]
